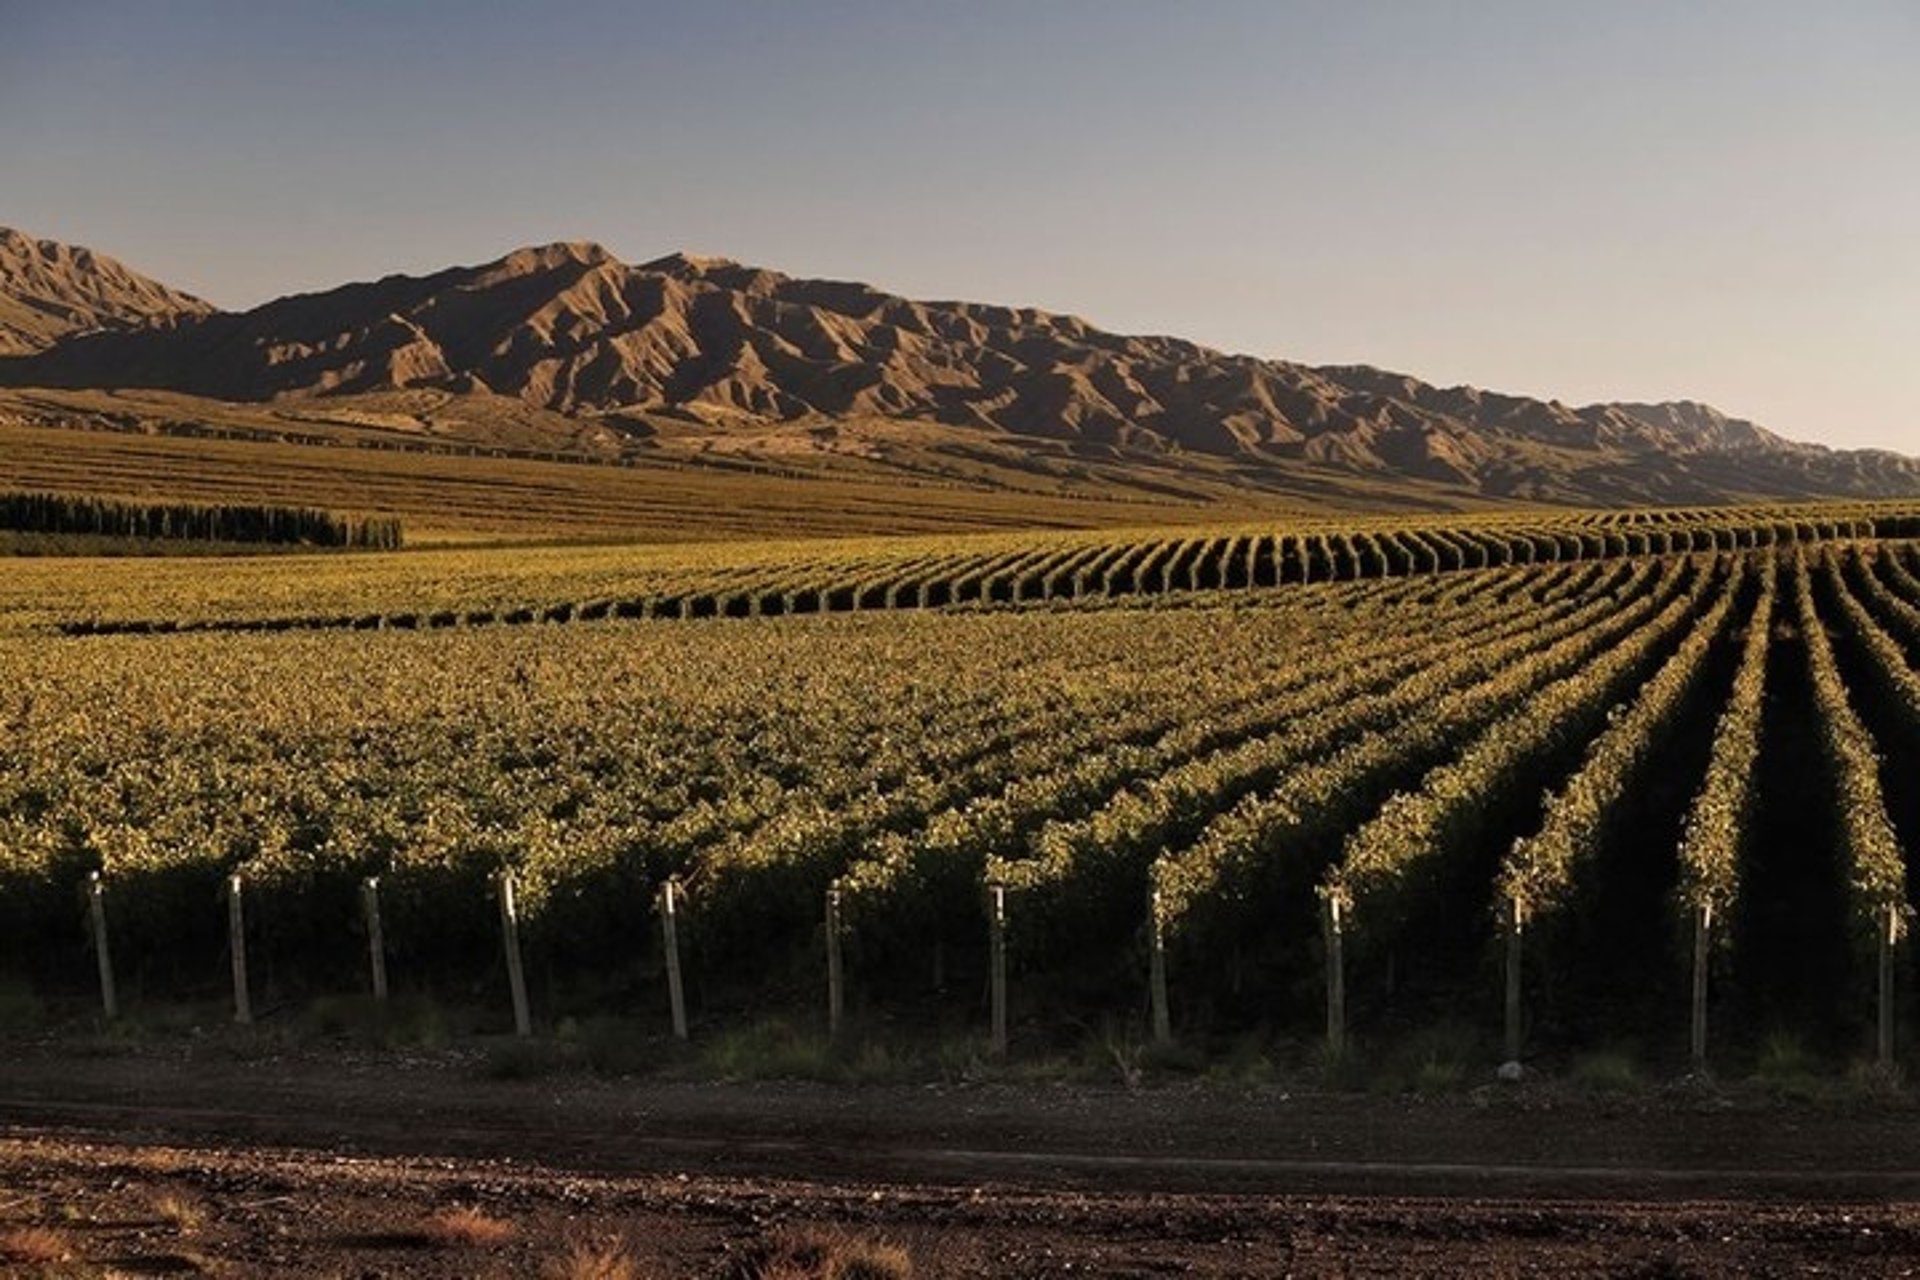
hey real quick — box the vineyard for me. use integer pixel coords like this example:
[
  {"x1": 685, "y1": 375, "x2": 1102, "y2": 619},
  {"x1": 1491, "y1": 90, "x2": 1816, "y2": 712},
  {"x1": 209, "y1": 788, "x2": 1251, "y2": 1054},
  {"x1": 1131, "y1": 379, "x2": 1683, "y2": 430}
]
[
  {"x1": 1, "y1": 496, "x2": 1912, "y2": 635},
  {"x1": 7, "y1": 505, "x2": 1920, "y2": 1075}
]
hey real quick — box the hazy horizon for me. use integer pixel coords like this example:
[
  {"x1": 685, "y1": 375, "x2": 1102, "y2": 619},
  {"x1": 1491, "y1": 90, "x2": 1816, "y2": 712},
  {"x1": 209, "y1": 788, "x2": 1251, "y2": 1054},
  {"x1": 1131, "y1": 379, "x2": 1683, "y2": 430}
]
[{"x1": 3, "y1": 1, "x2": 1914, "y2": 452}]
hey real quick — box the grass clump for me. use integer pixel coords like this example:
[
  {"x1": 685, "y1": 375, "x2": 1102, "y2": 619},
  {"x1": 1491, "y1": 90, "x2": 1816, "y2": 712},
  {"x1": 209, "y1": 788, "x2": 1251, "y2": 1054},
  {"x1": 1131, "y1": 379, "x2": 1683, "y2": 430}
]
[
  {"x1": 309, "y1": 992, "x2": 446, "y2": 1048},
  {"x1": 1844, "y1": 1057, "x2": 1907, "y2": 1102},
  {"x1": 151, "y1": 1190, "x2": 205, "y2": 1232},
  {"x1": 0, "y1": 1226, "x2": 74, "y2": 1264},
  {"x1": 696, "y1": 1020, "x2": 931, "y2": 1084},
  {"x1": 1753, "y1": 1029, "x2": 1823, "y2": 1100},
  {"x1": 1365, "y1": 1021, "x2": 1481, "y2": 1095},
  {"x1": 418, "y1": 1205, "x2": 516, "y2": 1249},
  {"x1": 542, "y1": 1238, "x2": 643, "y2": 1280},
  {"x1": 1568, "y1": 1048, "x2": 1641, "y2": 1094},
  {"x1": 735, "y1": 1226, "x2": 912, "y2": 1280},
  {"x1": 1200, "y1": 1033, "x2": 1281, "y2": 1087},
  {"x1": 567, "y1": 1016, "x2": 672, "y2": 1077},
  {"x1": 701, "y1": 1020, "x2": 835, "y2": 1081},
  {"x1": 1139, "y1": 1038, "x2": 1208, "y2": 1079},
  {"x1": 1312, "y1": 1038, "x2": 1369, "y2": 1092}
]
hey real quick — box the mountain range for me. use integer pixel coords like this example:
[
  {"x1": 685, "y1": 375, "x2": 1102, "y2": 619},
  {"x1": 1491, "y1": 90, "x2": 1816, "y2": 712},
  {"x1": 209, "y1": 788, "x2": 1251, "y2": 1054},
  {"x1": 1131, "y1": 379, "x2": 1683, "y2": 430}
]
[
  {"x1": 2, "y1": 227, "x2": 1913, "y2": 509},
  {"x1": 0, "y1": 227, "x2": 211, "y2": 356}
]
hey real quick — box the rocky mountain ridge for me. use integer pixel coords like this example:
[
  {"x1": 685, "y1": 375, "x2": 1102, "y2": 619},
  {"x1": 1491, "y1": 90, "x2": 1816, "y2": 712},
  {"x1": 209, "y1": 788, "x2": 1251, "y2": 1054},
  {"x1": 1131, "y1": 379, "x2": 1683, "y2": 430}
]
[
  {"x1": 0, "y1": 228, "x2": 213, "y2": 356},
  {"x1": 2, "y1": 229, "x2": 1912, "y2": 506}
]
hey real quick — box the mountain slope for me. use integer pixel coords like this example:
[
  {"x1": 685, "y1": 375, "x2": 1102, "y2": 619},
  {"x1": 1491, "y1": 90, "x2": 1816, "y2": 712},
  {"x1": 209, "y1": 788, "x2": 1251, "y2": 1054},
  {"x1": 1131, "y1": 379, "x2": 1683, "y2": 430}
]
[
  {"x1": 0, "y1": 228, "x2": 213, "y2": 356},
  {"x1": 2, "y1": 235, "x2": 1914, "y2": 508}
]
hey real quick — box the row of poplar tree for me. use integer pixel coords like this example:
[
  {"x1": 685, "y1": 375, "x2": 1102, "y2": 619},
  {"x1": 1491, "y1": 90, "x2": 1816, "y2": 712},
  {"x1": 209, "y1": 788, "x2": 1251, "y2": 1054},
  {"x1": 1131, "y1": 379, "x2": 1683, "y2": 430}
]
[{"x1": 0, "y1": 490, "x2": 402, "y2": 548}]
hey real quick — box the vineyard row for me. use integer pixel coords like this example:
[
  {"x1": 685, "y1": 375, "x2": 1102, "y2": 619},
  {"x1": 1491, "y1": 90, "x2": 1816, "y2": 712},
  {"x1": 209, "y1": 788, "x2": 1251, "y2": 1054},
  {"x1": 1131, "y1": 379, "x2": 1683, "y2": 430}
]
[{"x1": 51, "y1": 501, "x2": 1915, "y2": 636}]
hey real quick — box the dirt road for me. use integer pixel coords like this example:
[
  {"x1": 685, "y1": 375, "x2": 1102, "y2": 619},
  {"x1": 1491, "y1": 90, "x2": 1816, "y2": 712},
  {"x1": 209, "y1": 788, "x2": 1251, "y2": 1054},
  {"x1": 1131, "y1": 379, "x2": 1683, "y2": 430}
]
[{"x1": 3, "y1": 1042, "x2": 1920, "y2": 1275}]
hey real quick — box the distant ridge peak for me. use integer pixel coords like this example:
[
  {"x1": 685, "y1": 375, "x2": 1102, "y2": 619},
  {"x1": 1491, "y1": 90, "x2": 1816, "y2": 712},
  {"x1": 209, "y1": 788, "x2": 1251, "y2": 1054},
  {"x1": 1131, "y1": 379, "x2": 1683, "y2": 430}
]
[
  {"x1": 639, "y1": 251, "x2": 744, "y2": 274},
  {"x1": 489, "y1": 241, "x2": 618, "y2": 274},
  {"x1": 0, "y1": 225, "x2": 213, "y2": 355}
]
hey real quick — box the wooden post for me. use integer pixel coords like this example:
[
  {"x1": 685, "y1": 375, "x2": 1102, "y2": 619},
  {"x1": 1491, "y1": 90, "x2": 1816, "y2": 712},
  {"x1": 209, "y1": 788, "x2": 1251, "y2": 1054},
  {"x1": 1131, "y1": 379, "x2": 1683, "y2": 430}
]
[
  {"x1": 1503, "y1": 893, "x2": 1524, "y2": 1063},
  {"x1": 496, "y1": 871, "x2": 531, "y2": 1038},
  {"x1": 1323, "y1": 893, "x2": 1345, "y2": 1056},
  {"x1": 1879, "y1": 902, "x2": 1898, "y2": 1070},
  {"x1": 227, "y1": 872, "x2": 252, "y2": 1026},
  {"x1": 361, "y1": 877, "x2": 389, "y2": 1003},
  {"x1": 1690, "y1": 900, "x2": 1712, "y2": 1070},
  {"x1": 1148, "y1": 888, "x2": 1171, "y2": 1046},
  {"x1": 660, "y1": 879, "x2": 688, "y2": 1041},
  {"x1": 988, "y1": 884, "x2": 1008, "y2": 1060},
  {"x1": 825, "y1": 885, "x2": 845, "y2": 1039},
  {"x1": 87, "y1": 873, "x2": 117, "y2": 1021}
]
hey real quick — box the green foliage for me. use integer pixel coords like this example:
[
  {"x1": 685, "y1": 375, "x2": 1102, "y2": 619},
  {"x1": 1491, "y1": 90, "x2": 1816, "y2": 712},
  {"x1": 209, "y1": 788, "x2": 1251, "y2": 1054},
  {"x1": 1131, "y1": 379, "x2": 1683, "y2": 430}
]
[
  {"x1": 1327, "y1": 557, "x2": 1720, "y2": 936},
  {"x1": 1152, "y1": 558, "x2": 1673, "y2": 942},
  {"x1": 1792, "y1": 551, "x2": 1909, "y2": 937},
  {"x1": 1500, "y1": 558, "x2": 1744, "y2": 920},
  {"x1": 3, "y1": 496, "x2": 1910, "y2": 636},
  {"x1": 1674, "y1": 555, "x2": 1776, "y2": 923},
  {"x1": 4, "y1": 507, "x2": 1920, "y2": 1053}
]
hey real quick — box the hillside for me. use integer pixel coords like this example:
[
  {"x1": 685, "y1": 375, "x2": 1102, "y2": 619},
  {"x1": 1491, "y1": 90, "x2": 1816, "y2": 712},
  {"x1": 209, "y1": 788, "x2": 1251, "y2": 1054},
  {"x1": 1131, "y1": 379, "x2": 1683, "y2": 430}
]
[
  {"x1": 2, "y1": 231, "x2": 1914, "y2": 509},
  {"x1": 0, "y1": 228, "x2": 213, "y2": 356}
]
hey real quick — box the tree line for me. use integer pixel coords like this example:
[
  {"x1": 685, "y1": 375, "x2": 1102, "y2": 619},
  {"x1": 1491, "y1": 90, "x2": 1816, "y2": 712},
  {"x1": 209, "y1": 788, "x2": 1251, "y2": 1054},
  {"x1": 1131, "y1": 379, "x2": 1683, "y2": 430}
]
[{"x1": 0, "y1": 490, "x2": 402, "y2": 549}]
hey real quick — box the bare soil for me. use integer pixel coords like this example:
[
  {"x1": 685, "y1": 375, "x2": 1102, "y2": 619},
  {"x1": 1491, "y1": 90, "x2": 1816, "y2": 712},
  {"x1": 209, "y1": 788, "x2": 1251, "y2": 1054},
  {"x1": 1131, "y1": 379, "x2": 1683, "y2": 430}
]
[{"x1": 4, "y1": 1041, "x2": 1920, "y2": 1276}]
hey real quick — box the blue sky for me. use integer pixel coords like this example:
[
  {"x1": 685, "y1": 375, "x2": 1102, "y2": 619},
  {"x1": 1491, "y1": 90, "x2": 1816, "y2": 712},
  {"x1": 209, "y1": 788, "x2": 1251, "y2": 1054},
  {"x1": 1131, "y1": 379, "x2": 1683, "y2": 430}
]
[{"x1": 2, "y1": 1, "x2": 1915, "y2": 450}]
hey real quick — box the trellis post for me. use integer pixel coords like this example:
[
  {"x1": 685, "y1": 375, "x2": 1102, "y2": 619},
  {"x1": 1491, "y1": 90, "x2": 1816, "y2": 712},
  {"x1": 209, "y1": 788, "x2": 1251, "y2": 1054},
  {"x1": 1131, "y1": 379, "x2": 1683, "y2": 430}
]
[
  {"x1": 497, "y1": 871, "x2": 531, "y2": 1038},
  {"x1": 1322, "y1": 891, "x2": 1346, "y2": 1056},
  {"x1": 1147, "y1": 888, "x2": 1173, "y2": 1045},
  {"x1": 1503, "y1": 893, "x2": 1525, "y2": 1063},
  {"x1": 660, "y1": 879, "x2": 688, "y2": 1041},
  {"x1": 228, "y1": 872, "x2": 252, "y2": 1026},
  {"x1": 361, "y1": 876, "x2": 388, "y2": 1003},
  {"x1": 87, "y1": 873, "x2": 117, "y2": 1021},
  {"x1": 1689, "y1": 900, "x2": 1712, "y2": 1070},
  {"x1": 989, "y1": 884, "x2": 1008, "y2": 1059},
  {"x1": 1879, "y1": 902, "x2": 1900, "y2": 1070},
  {"x1": 825, "y1": 886, "x2": 845, "y2": 1039}
]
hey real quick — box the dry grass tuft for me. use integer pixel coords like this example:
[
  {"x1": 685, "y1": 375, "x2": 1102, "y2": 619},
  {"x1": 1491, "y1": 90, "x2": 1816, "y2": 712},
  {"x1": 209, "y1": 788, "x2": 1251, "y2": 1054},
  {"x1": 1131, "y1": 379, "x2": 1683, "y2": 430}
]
[
  {"x1": 418, "y1": 1205, "x2": 516, "y2": 1249},
  {"x1": 141, "y1": 1147, "x2": 188, "y2": 1174},
  {"x1": 738, "y1": 1226, "x2": 912, "y2": 1280},
  {"x1": 835, "y1": 1250, "x2": 913, "y2": 1280},
  {"x1": 541, "y1": 1238, "x2": 645, "y2": 1280},
  {"x1": 152, "y1": 1190, "x2": 205, "y2": 1232},
  {"x1": 0, "y1": 1226, "x2": 74, "y2": 1264}
]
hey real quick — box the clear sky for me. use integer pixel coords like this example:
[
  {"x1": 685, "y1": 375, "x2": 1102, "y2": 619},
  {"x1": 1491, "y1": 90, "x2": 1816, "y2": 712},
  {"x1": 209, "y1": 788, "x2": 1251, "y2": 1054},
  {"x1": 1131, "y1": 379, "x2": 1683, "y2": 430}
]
[{"x1": 2, "y1": 1, "x2": 1914, "y2": 451}]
